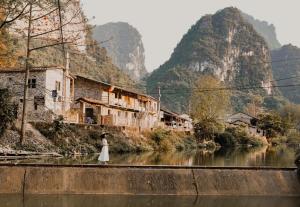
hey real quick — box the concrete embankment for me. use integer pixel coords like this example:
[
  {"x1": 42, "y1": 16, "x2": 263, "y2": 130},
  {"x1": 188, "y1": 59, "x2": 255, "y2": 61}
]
[{"x1": 0, "y1": 164, "x2": 299, "y2": 196}]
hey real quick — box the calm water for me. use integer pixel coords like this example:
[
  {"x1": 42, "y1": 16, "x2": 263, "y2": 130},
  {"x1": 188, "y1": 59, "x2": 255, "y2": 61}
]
[
  {"x1": 1, "y1": 195, "x2": 300, "y2": 207},
  {"x1": 1, "y1": 145, "x2": 298, "y2": 167}
]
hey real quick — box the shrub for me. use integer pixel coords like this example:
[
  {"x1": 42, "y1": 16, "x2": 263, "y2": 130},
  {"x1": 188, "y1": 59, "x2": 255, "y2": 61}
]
[
  {"x1": 150, "y1": 128, "x2": 169, "y2": 144},
  {"x1": 0, "y1": 89, "x2": 17, "y2": 136},
  {"x1": 287, "y1": 132, "x2": 300, "y2": 146},
  {"x1": 215, "y1": 132, "x2": 236, "y2": 147}
]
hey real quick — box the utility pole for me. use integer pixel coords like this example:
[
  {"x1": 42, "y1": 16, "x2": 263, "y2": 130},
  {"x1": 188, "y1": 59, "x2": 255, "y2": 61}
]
[
  {"x1": 20, "y1": 2, "x2": 33, "y2": 145},
  {"x1": 157, "y1": 85, "x2": 161, "y2": 122}
]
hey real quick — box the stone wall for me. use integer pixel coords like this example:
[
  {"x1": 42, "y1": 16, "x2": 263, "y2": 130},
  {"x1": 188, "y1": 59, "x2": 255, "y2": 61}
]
[{"x1": 0, "y1": 165, "x2": 299, "y2": 196}]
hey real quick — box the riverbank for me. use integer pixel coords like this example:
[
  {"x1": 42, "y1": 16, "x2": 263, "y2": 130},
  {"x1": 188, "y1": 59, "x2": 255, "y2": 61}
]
[{"x1": 0, "y1": 122, "x2": 196, "y2": 156}]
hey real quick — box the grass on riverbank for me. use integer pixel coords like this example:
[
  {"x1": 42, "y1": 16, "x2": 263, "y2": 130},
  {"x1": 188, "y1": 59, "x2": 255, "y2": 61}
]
[{"x1": 32, "y1": 122, "x2": 197, "y2": 155}]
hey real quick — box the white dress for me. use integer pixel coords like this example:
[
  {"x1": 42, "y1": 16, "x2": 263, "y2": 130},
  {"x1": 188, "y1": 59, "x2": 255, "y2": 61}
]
[{"x1": 98, "y1": 139, "x2": 109, "y2": 162}]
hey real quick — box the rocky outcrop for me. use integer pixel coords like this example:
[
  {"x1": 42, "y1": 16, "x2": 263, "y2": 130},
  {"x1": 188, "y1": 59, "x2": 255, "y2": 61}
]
[
  {"x1": 242, "y1": 13, "x2": 281, "y2": 50},
  {"x1": 272, "y1": 44, "x2": 300, "y2": 103},
  {"x1": 93, "y1": 22, "x2": 148, "y2": 81},
  {"x1": 146, "y1": 7, "x2": 274, "y2": 112}
]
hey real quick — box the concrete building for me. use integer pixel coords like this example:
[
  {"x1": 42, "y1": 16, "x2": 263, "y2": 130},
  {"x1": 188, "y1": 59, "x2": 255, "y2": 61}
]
[
  {"x1": 72, "y1": 75, "x2": 159, "y2": 130},
  {"x1": 0, "y1": 67, "x2": 74, "y2": 122}
]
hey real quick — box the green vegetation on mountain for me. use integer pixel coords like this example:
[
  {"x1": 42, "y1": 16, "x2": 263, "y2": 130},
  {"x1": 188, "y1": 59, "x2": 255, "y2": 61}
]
[
  {"x1": 272, "y1": 44, "x2": 300, "y2": 104},
  {"x1": 147, "y1": 7, "x2": 275, "y2": 113},
  {"x1": 242, "y1": 12, "x2": 281, "y2": 50},
  {"x1": 0, "y1": 30, "x2": 136, "y2": 89}
]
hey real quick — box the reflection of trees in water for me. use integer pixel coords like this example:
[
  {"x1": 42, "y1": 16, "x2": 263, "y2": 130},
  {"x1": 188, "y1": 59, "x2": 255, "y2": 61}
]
[{"x1": 4, "y1": 145, "x2": 296, "y2": 167}]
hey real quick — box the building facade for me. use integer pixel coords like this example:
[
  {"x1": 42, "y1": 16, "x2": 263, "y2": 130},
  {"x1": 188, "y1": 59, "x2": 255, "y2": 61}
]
[
  {"x1": 72, "y1": 75, "x2": 159, "y2": 130},
  {"x1": 0, "y1": 67, "x2": 74, "y2": 122}
]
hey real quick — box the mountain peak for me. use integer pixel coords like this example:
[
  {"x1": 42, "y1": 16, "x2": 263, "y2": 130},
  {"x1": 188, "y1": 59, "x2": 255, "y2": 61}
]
[
  {"x1": 147, "y1": 7, "x2": 274, "y2": 113},
  {"x1": 93, "y1": 22, "x2": 147, "y2": 81}
]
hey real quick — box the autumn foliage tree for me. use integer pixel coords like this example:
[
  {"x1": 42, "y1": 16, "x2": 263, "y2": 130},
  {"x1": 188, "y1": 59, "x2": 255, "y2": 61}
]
[{"x1": 191, "y1": 75, "x2": 231, "y2": 142}]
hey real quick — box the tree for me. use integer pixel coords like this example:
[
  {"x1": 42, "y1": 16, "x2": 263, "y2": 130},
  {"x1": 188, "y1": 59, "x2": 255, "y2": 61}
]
[
  {"x1": 0, "y1": 0, "x2": 88, "y2": 144},
  {"x1": 257, "y1": 112, "x2": 284, "y2": 138},
  {"x1": 191, "y1": 75, "x2": 231, "y2": 121},
  {"x1": 0, "y1": 89, "x2": 17, "y2": 136},
  {"x1": 191, "y1": 75, "x2": 231, "y2": 142},
  {"x1": 244, "y1": 94, "x2": 263, "y2": 117},
  {"x1": 279, "y1": 103, "x2": 300, "y2": 132}
]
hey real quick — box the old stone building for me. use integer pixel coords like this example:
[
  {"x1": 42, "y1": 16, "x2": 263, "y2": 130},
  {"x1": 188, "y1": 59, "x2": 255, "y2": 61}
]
[
  {"x1": 72, "y1": 75, "x2": 159, "y2": 130},
  {"x1": 0, "y1": 67, "x2": 74, "y2": 122}
]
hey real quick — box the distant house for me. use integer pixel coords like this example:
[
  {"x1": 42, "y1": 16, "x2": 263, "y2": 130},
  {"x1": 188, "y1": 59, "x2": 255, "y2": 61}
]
[
  {"x1": 160, "y1": 108, "x2": 193, "y2": 132},
  {"x1": 226, "y1": 112, "x2": 264, "y2": 137},
  {"x1": 0, "y1": 67, "x2": 74, "y2": 122}
]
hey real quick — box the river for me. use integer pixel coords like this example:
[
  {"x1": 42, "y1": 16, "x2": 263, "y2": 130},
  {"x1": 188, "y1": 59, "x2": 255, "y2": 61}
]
[
  {"x1": 0, "y1": 145, "x2": 299, "y2": 207},
  {"x1": 1, "y1": 144, "x2": 297, "y2": 167},
  {"x1": 1, "y1": 195, "x2": 300, "y2": 207}
]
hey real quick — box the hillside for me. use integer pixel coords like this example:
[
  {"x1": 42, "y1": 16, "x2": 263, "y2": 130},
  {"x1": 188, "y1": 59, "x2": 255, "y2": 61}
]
[
  {"x1": 146, "y1": 7, "x2": 275, "y2": 113},
  {"x1": 272, "y1": 44, "x2": 300, "y2": 103},
  {"x1": 242, "y1": 13, "x2": 281, "y2": 50},
  {"x1": 0, "y1": 2, "x2": 137, "y2": 90},
  {"x1": 93, "y1": 22, "x2": 148, "y2": 81}
]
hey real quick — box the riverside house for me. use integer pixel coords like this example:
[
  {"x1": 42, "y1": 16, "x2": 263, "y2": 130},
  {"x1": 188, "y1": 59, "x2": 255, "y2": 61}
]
[
  {"x1": 226, "y1": 112, "x2": 264, "y2": 137},
  {"x1": 0, "y1": 66, "x2": 75, "y2": 122},
  {"x1": 160, "y1": 108, "x2": 193, "y2": 132},
  {"x1": 72, "y1": 75, "x2": 159, "y2": 131},
  {"x1": 0, "y1": 67, "x2": 193, "y2": 132}
]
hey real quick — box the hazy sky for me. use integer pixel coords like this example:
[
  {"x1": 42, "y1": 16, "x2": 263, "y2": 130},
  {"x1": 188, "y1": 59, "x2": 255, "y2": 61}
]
[{"x1": 81, "y1": 0, "x2": 300, "y2": 72}]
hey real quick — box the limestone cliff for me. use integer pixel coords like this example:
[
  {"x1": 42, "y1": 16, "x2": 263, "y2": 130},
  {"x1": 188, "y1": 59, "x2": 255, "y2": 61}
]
[
  {"x1": 272, "y1": 44, "x2": 300, "y2": 103},
  {"x1": 93, "y1": 22, "x2": 148, "y2": 81},
  {"x1": 242, "y1": 13, "x2": 281, "y2": 50},
  {"x1": 146, "y1": 7, "x2": 275, "y2": 113}
]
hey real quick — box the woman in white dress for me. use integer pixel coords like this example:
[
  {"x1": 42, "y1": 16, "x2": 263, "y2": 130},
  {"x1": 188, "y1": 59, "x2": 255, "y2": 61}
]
[{"x1": 98, "y1": 138, "x2": 109, "y2": 164}]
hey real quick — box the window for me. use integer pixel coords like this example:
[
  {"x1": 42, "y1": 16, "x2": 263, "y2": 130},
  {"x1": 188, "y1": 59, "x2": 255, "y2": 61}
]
[
  {"x1": 108, "y1": 110, "x2": 111, "y2": 115},
  {"x1": 20, "y1": 99, "x2": 23, "y2": 103},
  {"x1": 8, "y1": 77, "x2": 13, "y2": 81},
  {"x1": 34, "y1": 103, "x2": 38, "y2": 110},
  {"x1": 28, "y1": 79, "x2": 36, "y2": 88},
  {"x1": 55, "y1": 81, "x2": 61, "y2": 91}
]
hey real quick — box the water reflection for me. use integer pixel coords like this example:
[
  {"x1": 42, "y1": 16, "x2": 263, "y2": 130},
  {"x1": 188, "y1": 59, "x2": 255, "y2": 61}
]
[
  {"x1": 0, "y1": 195, "x2": 299, "y2": 207},
  {"x1": 0, "y1": 145, "x2": 298, "y2": 167}
]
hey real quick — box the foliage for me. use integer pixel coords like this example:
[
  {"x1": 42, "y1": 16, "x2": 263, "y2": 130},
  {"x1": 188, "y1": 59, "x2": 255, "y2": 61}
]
[
  {"x1": 149, "y1": 128, "x2": 197, "y2": 152},
  {"x1": 191, "y1": 75, "x2": 229, "y2": 142},
  {"x1": 191, "y1": 75, "x2": 231, "y2": 121},
  {"x1": 272, "y1": 44, "x2": 300, "y2": 104},
  {"x1": 0, "y1": 89, "x2": 17, "y2": 136},
  {"x1": 241, "y1": 12, "x2": 281, "y2": 50},
  {"x1": 194, "y1": 118, "x2": 223, "y2": 143},
  {"x1": 215, "y1": 131, "x2": 236, "y2": 147},
  {"x1": 0, "y1": 13, "x2": 20, "y2": 67},
  {"x1": 286, "y1": 131, "x2": 300, "y2": 146},
  {"x1": 257, "y1": 112, "x2": 284, "y2": 138},
  {"x1": 279, "y1": 103, "x2": 300, "y2": 131},
  {"x1": 215, "y1": 127, "x2": 264, "y2": 147}
]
